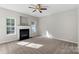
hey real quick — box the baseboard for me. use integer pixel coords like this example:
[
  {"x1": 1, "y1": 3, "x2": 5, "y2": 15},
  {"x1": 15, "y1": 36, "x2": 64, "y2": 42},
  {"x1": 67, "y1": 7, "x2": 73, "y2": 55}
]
[
  {"x1": 55, "y1": 37, "x2": 78, "y2": 44},
  {"x1": 0, "y1": 39, "x2": 18, "y2": 45}
]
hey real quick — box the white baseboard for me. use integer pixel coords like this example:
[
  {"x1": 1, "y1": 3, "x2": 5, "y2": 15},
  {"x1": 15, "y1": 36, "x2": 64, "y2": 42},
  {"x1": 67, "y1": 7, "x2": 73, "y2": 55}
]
[
  {"x1": 55, "y1": 37, "x2": 78, "y2": 44},
  {"x1": 38, "y1": 35, "x2": 78, "y2": 44}
]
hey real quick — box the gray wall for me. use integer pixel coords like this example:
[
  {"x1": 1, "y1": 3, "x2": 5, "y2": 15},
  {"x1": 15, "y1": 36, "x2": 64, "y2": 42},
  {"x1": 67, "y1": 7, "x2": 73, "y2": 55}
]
[
  {"x1": 39, "y1": 9, "x2": 78, "y2": 43},
  {"x1": 0, "y1": 7, "x2": 39, "y2": 44}
]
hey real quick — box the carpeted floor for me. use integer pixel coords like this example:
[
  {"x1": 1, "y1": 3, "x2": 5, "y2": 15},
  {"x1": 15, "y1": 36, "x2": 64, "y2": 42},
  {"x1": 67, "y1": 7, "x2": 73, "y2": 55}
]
[{"x1": 0, "y1": 37, "x2": 78, "y2": 54}]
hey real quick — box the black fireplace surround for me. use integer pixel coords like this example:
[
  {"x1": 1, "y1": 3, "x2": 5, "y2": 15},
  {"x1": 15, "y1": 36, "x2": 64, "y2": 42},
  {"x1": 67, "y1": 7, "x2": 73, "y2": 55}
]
[{"x1": 20, "y1": 29, "x2": 29, "y2": 40}]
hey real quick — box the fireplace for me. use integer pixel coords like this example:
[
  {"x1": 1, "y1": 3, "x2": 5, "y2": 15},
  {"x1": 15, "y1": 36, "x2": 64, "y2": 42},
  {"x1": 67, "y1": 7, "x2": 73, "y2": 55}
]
[{"x1": 20, "y1": 29, "x2": 29, "y2": 40}]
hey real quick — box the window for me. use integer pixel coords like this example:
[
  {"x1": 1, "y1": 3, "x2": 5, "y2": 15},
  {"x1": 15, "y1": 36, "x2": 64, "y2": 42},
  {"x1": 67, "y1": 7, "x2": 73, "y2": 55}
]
[
  {"x1": 6, "y1": 18, "x2": 16, "y2": 35},
  {"x1": 31, "y1": 21, "x2": 36, "y2": 33}
]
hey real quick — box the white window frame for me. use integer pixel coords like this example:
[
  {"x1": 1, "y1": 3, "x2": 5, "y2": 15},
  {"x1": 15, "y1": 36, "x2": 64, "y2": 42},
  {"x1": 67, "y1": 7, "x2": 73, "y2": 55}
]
[
  {"x1": 6, "y1": 17, "x2": 16, "y2": 35},
  {"x1": 31, "y1": 21, "x2": 37, "y2": 33}
]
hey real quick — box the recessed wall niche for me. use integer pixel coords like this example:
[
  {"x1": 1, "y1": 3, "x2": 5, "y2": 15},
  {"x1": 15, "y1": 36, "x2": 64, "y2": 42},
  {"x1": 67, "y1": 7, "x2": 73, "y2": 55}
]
[{"x1": 20, "y1": 16, "x2": 29, "y2": 26}]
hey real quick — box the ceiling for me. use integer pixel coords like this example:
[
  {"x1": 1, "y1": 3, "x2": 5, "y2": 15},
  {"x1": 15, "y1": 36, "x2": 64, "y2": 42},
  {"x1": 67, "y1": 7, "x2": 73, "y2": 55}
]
[{"x1": 0, "y1": 4, "x2": 78, "y2": 17}]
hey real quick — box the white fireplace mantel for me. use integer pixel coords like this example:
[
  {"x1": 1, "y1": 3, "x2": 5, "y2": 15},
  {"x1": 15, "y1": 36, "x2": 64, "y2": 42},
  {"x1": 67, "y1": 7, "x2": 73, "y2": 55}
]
[
  {"x1": 17, "y1": 26, "x2": 31, "y2": 39},
  {"x1": 17, "y1": 26, "x2": 30, "y2": 29}
]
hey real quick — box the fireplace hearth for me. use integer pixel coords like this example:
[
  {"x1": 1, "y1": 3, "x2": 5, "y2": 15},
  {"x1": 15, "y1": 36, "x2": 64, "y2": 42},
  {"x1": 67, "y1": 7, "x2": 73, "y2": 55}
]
[{"x1": 20, "y1": 29, "x2": 29, "y2": 40}]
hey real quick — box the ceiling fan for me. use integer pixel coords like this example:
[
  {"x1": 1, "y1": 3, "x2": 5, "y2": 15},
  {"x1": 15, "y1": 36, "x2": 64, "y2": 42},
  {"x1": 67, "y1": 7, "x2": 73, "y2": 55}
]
[{"x1": 29, "y1": 4, "x2": 47, "y2": 13}]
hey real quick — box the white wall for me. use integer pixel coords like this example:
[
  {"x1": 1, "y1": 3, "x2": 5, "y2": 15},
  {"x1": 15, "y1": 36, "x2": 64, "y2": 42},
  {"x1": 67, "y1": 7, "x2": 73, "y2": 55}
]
[
  {"x1": 0, "y1": 7, "x2": 39, "y2": 44},
  {"x1": 39, "y1": 9, "x2": 78, "y2": 43},
  {"x1": 0, "y1": 8, "x2": 20, "y2": 44},
  {"x1": 77, "y1": 8, "x2": 79, "y2": 51}
]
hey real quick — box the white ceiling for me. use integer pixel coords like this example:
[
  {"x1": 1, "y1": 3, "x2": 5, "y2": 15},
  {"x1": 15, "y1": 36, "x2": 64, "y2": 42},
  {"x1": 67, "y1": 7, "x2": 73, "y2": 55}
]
[{"x1": 0, "y1": 4, "x2": 78, "y2": 17}]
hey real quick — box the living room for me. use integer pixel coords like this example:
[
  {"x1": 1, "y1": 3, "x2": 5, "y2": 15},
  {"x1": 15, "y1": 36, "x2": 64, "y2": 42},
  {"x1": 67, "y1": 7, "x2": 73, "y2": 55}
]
[{"x1": 0, "y1": 4, "x2": 79, "y2": 54}]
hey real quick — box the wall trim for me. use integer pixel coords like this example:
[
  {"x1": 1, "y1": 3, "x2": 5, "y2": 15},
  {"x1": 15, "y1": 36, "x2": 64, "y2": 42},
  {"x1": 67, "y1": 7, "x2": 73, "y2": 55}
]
[{"x1": 55, "y1": 37, "x2": 78, "y2": 44}]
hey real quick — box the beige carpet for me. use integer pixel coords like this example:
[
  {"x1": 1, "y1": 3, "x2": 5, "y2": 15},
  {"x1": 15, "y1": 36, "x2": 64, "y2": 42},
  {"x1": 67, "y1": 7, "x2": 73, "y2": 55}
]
[{"x1": 0, "y1": 37, "x2": 78, "y2": 54}]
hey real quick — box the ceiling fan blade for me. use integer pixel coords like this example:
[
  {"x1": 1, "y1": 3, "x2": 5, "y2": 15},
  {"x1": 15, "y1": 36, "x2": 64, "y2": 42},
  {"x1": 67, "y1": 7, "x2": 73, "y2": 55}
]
[
  {"x1": 33, "y1": 10, "x2": 36, "y2": 12},
  {"x1": 29, "y1": 7, "x2": 35, "y2": 9},
  {"x1": 29, "y1": 7, "x2": 33, "y2": 8},
  {"x1": 41, "y1": 8, "x2": 47, "y2": 10}
]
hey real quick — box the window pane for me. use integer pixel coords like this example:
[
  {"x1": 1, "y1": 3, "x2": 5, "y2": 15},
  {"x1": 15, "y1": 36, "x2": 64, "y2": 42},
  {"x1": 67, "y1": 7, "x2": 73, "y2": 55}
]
[
  {"x1": 7, "y1": 30, "x2": 11, "y2": 34},
  {"x1": 11, "y1": 27, "x2": 15, "y2": 31},
  {"x1": 6, "y1": 18, "x2": 15, "y2": 34},
  {"x1": 7, "y1": 27, "x2": 10, "y2": 31},
  {"x1": 7, "y1": 19, "x2": 10, "y2": 26},
  {"x1": 7, "y1": 27, "x2": 11, "y2": 34},
  {"x1": 11, "y1": 23, "x2": 14, "y2": 26},
  {"x1": 11, "y1": 19, "x2": 15, "y2": 26},
  {"x1": 11, "y1": 19, "x2": 14, "y2": 23},
  {"x1": 32, "y1": 24, "x2": 36, "y2": 33}
]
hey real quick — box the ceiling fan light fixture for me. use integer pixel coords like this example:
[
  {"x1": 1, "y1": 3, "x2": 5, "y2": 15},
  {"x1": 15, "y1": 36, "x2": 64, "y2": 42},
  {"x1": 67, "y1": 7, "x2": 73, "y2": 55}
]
[{"x1": 29, "y1": 4, "x2": 47, "y2": 13}]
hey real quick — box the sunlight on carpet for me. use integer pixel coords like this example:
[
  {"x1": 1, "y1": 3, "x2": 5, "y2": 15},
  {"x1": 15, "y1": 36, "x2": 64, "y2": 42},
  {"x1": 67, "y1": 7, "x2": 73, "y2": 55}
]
[
  {"x1": 25, "y1": 43, "x2": 43, "y2": 49},
  {"x1": 16, "y1": 41, "x2": 44, "y2": 49},
  {"x1": 16, "y1": 41, "x2": 30, "y2": 46}
]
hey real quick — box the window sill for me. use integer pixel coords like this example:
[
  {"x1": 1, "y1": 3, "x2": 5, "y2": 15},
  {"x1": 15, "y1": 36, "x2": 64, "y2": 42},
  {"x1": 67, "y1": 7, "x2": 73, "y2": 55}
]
[{"x1": 6, "y1": 33, "x2": 16, "y2": 36}]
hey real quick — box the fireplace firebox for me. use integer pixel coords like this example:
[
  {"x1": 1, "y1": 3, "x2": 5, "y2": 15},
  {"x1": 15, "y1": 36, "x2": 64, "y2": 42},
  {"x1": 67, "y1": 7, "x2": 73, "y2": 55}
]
[{"x1": 20, "y1": 29, "x2": 29, "y2": 40}]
